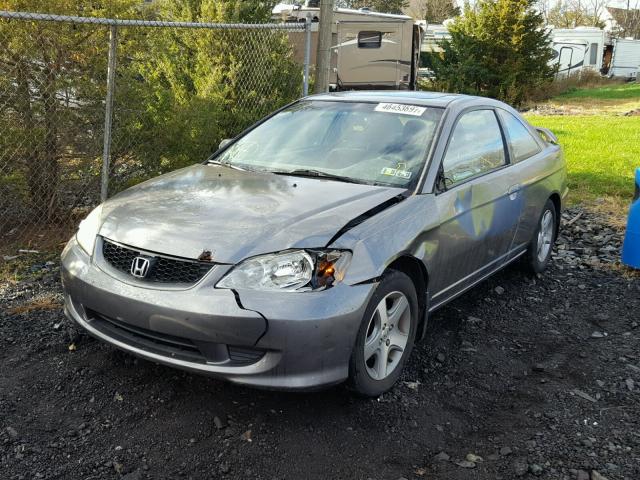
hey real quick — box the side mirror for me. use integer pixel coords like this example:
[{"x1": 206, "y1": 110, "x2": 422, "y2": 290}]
[{"x1": 218, "y1": 138, "x2": 232, "y2": 150}]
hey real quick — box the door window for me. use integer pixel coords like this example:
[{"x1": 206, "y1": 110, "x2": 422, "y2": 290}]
[
  {"x1": 442, "y1": 110, "x2": 506, "y2": 187},
  {"x1": 497, "y1": 110, "x2": 541, "y2": 162}
]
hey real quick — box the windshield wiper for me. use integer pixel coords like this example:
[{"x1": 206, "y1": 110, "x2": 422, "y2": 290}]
[
  {"x1": 207, "y1": 159, "x2": 247, "y2": 171},
  {"x1": 273, "y1": 169, "x2": 364, "y2": 184}
]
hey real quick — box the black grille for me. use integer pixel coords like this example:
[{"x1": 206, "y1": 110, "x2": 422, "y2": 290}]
[
  {"x1": 87, "y1": 309, "x2": 265, "y2": 366},
  {"x1": 102, "y1": 239, "x2": 214, "y2": 284}
]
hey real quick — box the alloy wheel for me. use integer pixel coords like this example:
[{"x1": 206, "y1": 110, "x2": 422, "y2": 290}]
[
  {"x1": 537, "y1": 209, "x2": 554, "y2": 263},
  {"x1": 363, "y1": 291, "x2": 411, "y2": 381}
]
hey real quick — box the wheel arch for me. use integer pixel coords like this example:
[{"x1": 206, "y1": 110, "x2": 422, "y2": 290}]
[
  {"x1": 549, "y1": 192, "x2": 562, "y2": 238},
  {"x1": 386, "y1": 255, "x2": 429, "y2": 340}
]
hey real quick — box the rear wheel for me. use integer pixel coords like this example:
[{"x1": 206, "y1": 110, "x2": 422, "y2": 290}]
[
  {"x1": 348, "y1": 270, "x2": 418, "y2": 397},
  {"x1": 526, "y1": 199, "x2": 557, "y2": 273}
]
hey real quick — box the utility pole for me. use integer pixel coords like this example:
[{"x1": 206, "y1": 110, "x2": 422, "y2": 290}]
[{"x1": 314, "y1": 0, "x2": 334, "y2": 93}]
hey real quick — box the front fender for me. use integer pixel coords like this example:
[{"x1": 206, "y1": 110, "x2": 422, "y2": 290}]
[{"x1": 331, "y1": 195, "x2": 439, "y2": 285}]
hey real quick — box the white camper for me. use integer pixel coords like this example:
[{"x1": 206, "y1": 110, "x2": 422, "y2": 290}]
[
  {"x1": 550, "y1": 27, "x2": 608, "y2": 76},
  {"x1": 420, "y1": 22, "x2": 451, "y2": 53},
  {"x1": 274, "y1": 5, "x2": 423, "y2": 90},
  {"x1": 609, "y1": 38, "x2": 640, "y2": 79}
]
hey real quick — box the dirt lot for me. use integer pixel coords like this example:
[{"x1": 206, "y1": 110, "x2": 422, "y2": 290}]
[{"x1": 1, "y1": 206, "x2": 639, "y2": 480}]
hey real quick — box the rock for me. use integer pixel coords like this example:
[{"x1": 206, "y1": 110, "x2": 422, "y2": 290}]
[
  {"x1": 455, "y1": 460, "x2": 476, "y2": 469},
  {"x1": 6, "y1": 426, "x2": 18, "y2": 439},
  {"x1": 219, "y1": 463, "x2": 230, "y2": 474},
  {"x1": 529, "y1": 464, "x2": 544, "y2": 476},
  {"x1": 572, "y1": 389, "x2": 597, "y2": 402},
  {"x1": 436, "y1": 353, "x2": 446, "y2": 363},
  {"x1": 499, "y1": 446, "x2": 513, "y2": 456},
  {"x1": 591, "y1": 331, "x2": 606, "y2": 338},
  {"x1": 214, "y1": 416, "x2": 226, "y2": 430},
  {"x1": 513, "y1": 461, "x2": 528, "y2": 477},
  {"x1": 625, "y1": 378, "x2": 635, "y2": 391},
  {"x1": 576, "y1": 470, "x2": 590, "y2": 480},
  {"x1": 627, "y1": 364, "x2": 640, "y2": 374},
  {"x1": 591, "y1": 471, "x2": 608, "y2": 480},
  {"x1": 465, "y1": 453, "x2": 483, "y2": 463},
  {"x1": 494, "y1": 286, "x2": 505, "y2": 295},
  {"x1": 433, "y1": 452, "x2": 450, "y2": 462},
  {"x1": 122, "y1": 470, "x2": 142, "y2": 480},
  {"x1": 525, "y1": 440, "x2": 537, "y2": 449}
]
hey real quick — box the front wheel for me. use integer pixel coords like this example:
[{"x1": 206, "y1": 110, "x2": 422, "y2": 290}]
[
  {"x1": 348, "y1": 270, "x2": 418, "y2": 397},
  {"x1": 526, "y1": 199, "x2": 558, "y2": 273}
]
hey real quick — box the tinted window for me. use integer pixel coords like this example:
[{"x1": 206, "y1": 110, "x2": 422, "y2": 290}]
[
  {"x1": 589, "y1": 43, "x2": 598, "y2": 65},
  {"x1": 442, "y1": 110, "x2": 506, "y2": 187},
  {"x1": 358, "y1": 31, "x2": 382, "y2": 49},
  {"x1": 498, "y1": 110, "x2": 541, "y2": 162}
]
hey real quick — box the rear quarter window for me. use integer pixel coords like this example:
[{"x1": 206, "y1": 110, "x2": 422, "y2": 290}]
[{"x1": 498, "y1": 110, "x2": 541, "y2": 163}]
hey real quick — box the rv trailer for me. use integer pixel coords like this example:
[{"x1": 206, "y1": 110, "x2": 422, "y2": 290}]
[
  {"x1": 550, "y1": 27, "x2": 608, "y2": 77},
  {"x1": 274, "y1": 4, "x2": 423, "y2": 90},
  {"x1": 415, "y1": 22, "x2": 640, "y2": 80},
  {"x1": 609, "y1": 38, "x2": 640, "y2": 79}
]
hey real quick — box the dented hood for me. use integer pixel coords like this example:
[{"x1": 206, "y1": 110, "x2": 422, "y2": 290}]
[{"x1": 98, "y1": 164, "x2": 404, "y2": 263}]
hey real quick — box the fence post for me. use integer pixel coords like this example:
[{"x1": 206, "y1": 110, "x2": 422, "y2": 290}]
[
  {"x1": 303, "y1": 19, "x2": 311, "y2": 96},
  {"x1": 101, "y1": 24, "x2": 118, "y2": 202}
]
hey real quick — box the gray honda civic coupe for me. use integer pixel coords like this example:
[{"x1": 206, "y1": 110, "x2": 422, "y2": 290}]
[{"x1": 61, "y1": 91, "x2": 567, "y2": 396}]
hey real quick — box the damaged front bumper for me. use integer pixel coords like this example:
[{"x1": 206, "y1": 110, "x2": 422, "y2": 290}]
[{"x1": 60, "y1": 237, "x2": 376, "y2": 390}]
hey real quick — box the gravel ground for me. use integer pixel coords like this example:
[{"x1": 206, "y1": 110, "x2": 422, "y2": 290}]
[{"x1": 1, "y1": 206, "x2": 639, "y2": 480}]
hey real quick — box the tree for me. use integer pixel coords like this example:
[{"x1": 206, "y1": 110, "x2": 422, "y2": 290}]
[
  {"x1": 543, "y1": 0, "x2": 606, "y2": 28},
  {"x1": 607, "y1": 3, "x2": 640, "y2": 39},
  {"x1": 339, "y1": 0, "x2": 408, "y2": 14},
  {"x1": 0, "y1": 0, "x2": 140, "y2": 219},
  {"x1": 406, "y1": 0, "x2": 460, "y2": 23},
  {"x1": 109, "y1": 0, "x2": 302, "y2": 187},
  {"x1": 0, "y1": 0, "x2": 303, "y2": 230},
  {"x1": 425, "y1": 0, "x2": 555, "y2": 106}
]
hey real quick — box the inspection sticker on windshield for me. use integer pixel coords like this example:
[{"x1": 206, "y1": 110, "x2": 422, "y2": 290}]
[
  {"x1": 381, "y1": 167, "x2": 412, "y2": 179},
  {"x1": 375, "y1": 103, "x2": 426, "y2": 116}
]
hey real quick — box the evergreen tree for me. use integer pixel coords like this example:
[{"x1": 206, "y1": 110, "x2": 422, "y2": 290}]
[{"x1": 425, "y1": 0, "x2": 555, "y2": 106}]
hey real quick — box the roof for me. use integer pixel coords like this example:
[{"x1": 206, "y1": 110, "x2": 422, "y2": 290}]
[
  {"x1": 333, "y1": 8, "x2": 412, "y2": 21},
  {"x1": 306, "y1": 90, "x2": 479, "y2": 108}
]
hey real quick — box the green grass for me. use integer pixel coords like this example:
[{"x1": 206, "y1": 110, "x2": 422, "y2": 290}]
[
  {"x1": 525, "y1": 114, "x2": 640, "y2": 203},
  {"x1": 556, "y1": 82, "x2": 640, "y2": 100}
]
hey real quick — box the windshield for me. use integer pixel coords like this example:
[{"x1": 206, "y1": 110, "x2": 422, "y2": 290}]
[{"x1": 213, "y1": 100, "x2": 443, "y2": 188}]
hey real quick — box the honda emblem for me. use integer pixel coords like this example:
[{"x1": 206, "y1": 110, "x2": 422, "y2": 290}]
[{"x1": 130, "y1": 256, "x2": 151, "y2": 278}]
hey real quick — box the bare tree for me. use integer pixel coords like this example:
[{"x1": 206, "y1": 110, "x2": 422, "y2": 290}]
[
  {"x1": 546, "y1": 0, "x2": 606, "y2": 28},
  {"x1": 406, "y1": 0, "x2": 460, "y2": 22}
]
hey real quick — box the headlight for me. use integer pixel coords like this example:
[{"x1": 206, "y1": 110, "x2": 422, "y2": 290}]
[
  {"x1": 76, "y1": 205, "x2": 103, "y2": 255},
  {"x1": 216, "y1": 249, "x2": 351, "y2": 292}
]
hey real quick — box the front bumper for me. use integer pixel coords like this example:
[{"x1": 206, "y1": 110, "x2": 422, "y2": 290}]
[{"x1": 61, "y1": 237, "x2": 376, "y2": 390}]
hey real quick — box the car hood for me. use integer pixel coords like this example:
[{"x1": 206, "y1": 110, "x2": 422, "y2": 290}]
[{"x1": 98, "y1": 164, "x2": 405, "y2": 264}]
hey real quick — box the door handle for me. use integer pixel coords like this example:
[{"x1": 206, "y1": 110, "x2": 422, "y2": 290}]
[{"x1": 507, "y1": 184, "x2": 521, "y2": 199}]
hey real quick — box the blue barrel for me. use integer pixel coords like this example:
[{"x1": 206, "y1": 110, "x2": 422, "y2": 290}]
[{"x1": 622, "y1": 168, "x2": 640, "y2": 269}]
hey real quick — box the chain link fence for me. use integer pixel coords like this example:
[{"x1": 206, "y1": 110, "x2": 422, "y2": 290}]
[{"x1": 0, "y1": 11, "x2": 310, "y2": 254}]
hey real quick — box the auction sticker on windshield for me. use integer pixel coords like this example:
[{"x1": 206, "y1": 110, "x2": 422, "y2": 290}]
[{"x1": 374, "y1": 103, "x2": 426, "y2": 116}]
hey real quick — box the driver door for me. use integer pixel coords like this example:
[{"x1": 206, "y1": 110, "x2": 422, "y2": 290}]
[{"x1": 429, "y1": 109, "x2": 522, "y2": 307}]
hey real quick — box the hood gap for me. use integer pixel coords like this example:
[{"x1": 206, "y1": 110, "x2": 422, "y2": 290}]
[{"x1": 325, "y1": 194, "x2": 407, "y2": 247}]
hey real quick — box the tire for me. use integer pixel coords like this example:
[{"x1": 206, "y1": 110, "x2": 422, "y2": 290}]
[
  {"x1": 348, "y1": 270, "x2": 419, "y2": 397},
  {"x1": 525, "y1": 199, "x2": 558, "y2": 273}
]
